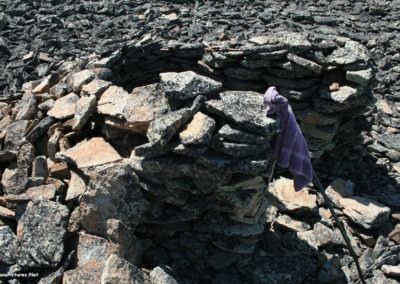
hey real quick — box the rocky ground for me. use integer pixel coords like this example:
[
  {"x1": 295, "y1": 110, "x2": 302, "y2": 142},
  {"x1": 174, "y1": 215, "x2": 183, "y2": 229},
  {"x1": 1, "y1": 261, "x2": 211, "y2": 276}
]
[{"x1": 0, "y1": 0, "x2": 400, "y2": 283}]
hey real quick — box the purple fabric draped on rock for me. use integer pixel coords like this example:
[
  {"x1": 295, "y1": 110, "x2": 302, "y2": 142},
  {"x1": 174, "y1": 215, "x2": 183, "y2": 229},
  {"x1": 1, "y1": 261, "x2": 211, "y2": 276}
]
[{"x1": 263, "y1": 86, "x2": 313, "y2": 191}]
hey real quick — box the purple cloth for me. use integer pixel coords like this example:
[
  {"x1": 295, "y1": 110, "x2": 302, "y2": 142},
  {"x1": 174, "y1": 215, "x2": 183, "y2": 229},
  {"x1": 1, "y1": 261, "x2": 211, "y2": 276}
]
[{"x1": 263, "y1": 86, "x2": 313, "y2": 191}]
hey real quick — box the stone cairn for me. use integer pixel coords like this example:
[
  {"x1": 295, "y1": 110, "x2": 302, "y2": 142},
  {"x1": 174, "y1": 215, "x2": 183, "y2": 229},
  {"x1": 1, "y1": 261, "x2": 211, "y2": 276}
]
[{"x1": 2, "y1": 33, "x2": 397, "y2": 284}]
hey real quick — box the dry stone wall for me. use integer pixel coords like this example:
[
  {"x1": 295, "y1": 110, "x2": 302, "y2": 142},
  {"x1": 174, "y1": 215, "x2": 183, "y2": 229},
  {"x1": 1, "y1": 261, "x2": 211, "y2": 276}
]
[{"x1": 0, "y1": 33, "x2": 380, "y2": 283}]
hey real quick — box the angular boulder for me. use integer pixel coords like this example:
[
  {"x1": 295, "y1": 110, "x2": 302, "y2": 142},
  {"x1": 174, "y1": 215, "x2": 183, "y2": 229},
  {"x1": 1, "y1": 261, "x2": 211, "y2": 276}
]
[
  {"x1": 340, "y1": 196, "x2": 391, "y2": 229},
  {"x1": 17, "y1": 200, "x2": 69, "y2": 269},
  {"x1": 160, "y1": 71, "x2": 222, "y2": 99}
]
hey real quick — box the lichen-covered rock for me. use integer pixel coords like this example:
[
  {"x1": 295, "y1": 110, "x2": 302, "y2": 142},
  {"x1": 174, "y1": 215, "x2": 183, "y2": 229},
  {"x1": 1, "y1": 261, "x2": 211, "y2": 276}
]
[
  {"x1": 68, "y1": 69, "x2": 95, "y2": 92},
  {"x1": 74, "y1": 160, "x2": 149, "y2": 237},
  {"x1": 1, "y1": 167, "x2": 29, "y2": 195},
  {"x1": 97, "y1": 85, "x2": 129, "y2": 119},
  {"x1": 160, "y1": 71, "x2": 222, "y2": 99},
  {"x1": 63, "y1": 260, "x2": 104, "y2": 284},
  {"x1": 179, "y1": 112, "x2": 215, "y2": 146},
  {"x1": 15, "y1": 94, "x2": 37, "y2": 121},
  {"x1": 147, "y1": 96, "x2": 205, "y2": 146},
  {"x1": 205, "y1": 91, "x2": 278, "y2": 136},
  {"x1": 0, "y1": 226, "x2": 18, "y2": 265},
  {"x1": 287, "y1": 53, "x2": 323, "y2": 75},
  {"x1": 123, "y1": 83, "x2": 169, "y2": 131},
  {"x1": 217, "y1": 124, "x2": 268, "y2": 144},
  {"x1": 81, "y1": 78, "x2": 112, "y2": 98},
  {"x1": 17, "y1": 200, "x2": 69, "y2": 269},
  {"x1": 101, "y1": 254, "x2": 149, "y2": 284},
  {"x1": 150, "y1": 265, "x2": 179, "y2": 284},
  {"x1": 210, "y1": 137, "x2": 268, "y2": 158},
  {"x1": 76, "y1": 232, "x2": 110, "y2": 267}
]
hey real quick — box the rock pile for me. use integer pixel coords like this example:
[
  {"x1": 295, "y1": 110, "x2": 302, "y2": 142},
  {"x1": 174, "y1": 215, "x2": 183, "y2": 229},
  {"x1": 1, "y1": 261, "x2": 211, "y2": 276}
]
[{"x1": 1, "y1": 0, "x2": 400, "y2": 283}]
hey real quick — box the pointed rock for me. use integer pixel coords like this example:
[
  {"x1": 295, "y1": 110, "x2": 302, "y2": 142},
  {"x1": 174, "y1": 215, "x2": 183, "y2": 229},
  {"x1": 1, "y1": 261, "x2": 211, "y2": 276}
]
[{"x1": 101, "y1": 254, "x2": 149, "y2": 284}]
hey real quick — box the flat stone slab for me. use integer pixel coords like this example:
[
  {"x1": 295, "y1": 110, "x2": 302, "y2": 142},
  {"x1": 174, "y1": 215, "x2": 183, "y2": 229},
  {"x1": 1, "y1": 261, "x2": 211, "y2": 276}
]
[
  {"x1": 63, "y1": 260, "x2": 104, "y2": 284},
  {"x1": 160, "y1": 70, "x2": 222, "y2": 99},
  {"x1": 267, "y1": 177, "x2": 317, "y2": 213},
  {"x1": 287, "y1": 53, "x2": 323, "y2": 75},
  {"x1": 217, "y1": 124, "x2": 268, "y2": 144},
  {"x1": 340, "y1": 196, "x2": 391, "y2": 229},
  {"x1": 123, "y1": 83, "x2": 169, "y2": 130},
  {"x1": 205, "y1": 91, "x2": 278, "y2": 136},
  {"x1": 319, "y1": 85, "x2": 362, "y2": 104},
  {"x1": 210, "y1": 138, "x2": 268, "y2": 158},
  {"x1": 47, "y1": 93, "x2": 79, "y2": 119},
  {"x1": 81, "y1": 78, "x2": 112, "y2": 97},
  {"x1": 66, "y1": 171, "x2": 86, "y2": 201},
  {"x1": 68, "y1": 69, "x2": 95, "y2": 92},
  {"x1": 97, "y1": 85, "x2": 129, "y2": 119},
  {"x1": 57, "y1": 137, "x2": 122, "y2": 168}
]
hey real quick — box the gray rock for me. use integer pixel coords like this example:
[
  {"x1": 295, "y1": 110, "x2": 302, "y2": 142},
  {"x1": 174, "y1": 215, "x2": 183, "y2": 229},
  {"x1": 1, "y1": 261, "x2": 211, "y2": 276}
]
[
  {"x1": 101, "y1": 254, "x2": 149, "y2": 284},
  {"x1": 287, "y1": 53, "x2": 323, "y2": 75},
  {"x1": 312, "y1": 92, "x2": 368, "y2": 113},
  {"x1": 205, "y1": 91, "x2": 278, "y2": 135},
  {"x1": 131, "y1": 154, "x2": 231, "y2": 184},
  {"x1": 76, "y1": 232, "x2": 110, "y2": 267},
  {"x1": 300, "y1": 121, "x2": 339, "y2": 141},
  {"x1": 97, "y1": 85, "x2": 129, "y2": 119},
  {"x1": 381, "y1": 265, "x2": 400, "y2": 278},
  {"x1": 267, "y1": 177, "x2": 317, "y2": 214},
  {"x1": 15, "y1": 94, "x2": 37, "y2": 121},
  {"x1": 262, "y1": 73, "x2": 320, "y2": 89},
  {"x1": 32, "y1": 155, "x2": 48, "y2": 178},
  {"x1": 340, "y1": 196, "x2": 391, "y2": 229},
  {"x1": 72, "y1": 94, "x2": 97, "y2": 130},
  {"x1": 0, "y1": 12, "x2": 8, "y2": 31},
  {"x1": 68, "y1": 70, "x2": 95, "y2": 92},
  {"x1": 210, "y1": 137, "x2": 268, "y2": 158},
  {"x1": 0, "y1": 36, "x2": 9, "y2": 54},
  {"x1": 134, "y1": 142, "x2": 172, "y2": 158},
  {"x1": 50, "y1": 81, "x2": 68, "y2": 98},
  {"x1": 63, "y1": 260, "x2": 104, "y2": 284},
  {"x1": 249, "y1": 50, "x2": 288, "y2": 60},
  {"x1": 201, "y1": 52, "x2": 237, "y2": 68},
  {"x1": 17, "y1": 142, "x2": 35, "y2": 169},
  {"x1": 5, "y1": 184, "x2": 57, "y2": 203},
  {"x1": 319, "y1": 85, "x2": 363, "y2": 104},
  {"x1": 201, "y1": 211, "x2": 265, "y2": 237},
  {"x1": 1, "y1": 167, "x2": 29, "y2": 195},
  {"x1": 26, "y1": 116, "x2": 56, "y2": 143},
  {"x1": 4, "y1": 120, "x2": 29, "y2": 151},
  {"x1": 81, "y1": 78, "x2": 112, "y2": 98},
  {"x1": 239, "y1": 57, "x2": 271, "y2": 69},
  {"x1": 172, "y1": 143, "x2": 208, "y2": 157},
  {"x1": 312, "y1": 222, "x2": 344, "y2": 248},
  {"x1": 324, "y1": 178, "x2": 354, "y2": 208},
  {"x1": 217, "y1": 124, "x2": 268, "y2": 144},
  {"x1": 294, "y1": 108, "x2": 340, "y2": 126},
  {"x1": 0, "y1": 226, "x2": 18, "y2": 265},
  {"x1": 160, "y1": 71, "x2": 222, "y2": 99},
  {"x1": 346, "y1": 68, "x2": 373, "y2": 87},
  {"x1": 17, "y1": 200, "x2": 69, "y2": 269},
  {"x1": 327, "y1": 40, "x2": 369, "y2": 67},
  {"x1": 122, "y1": 83, "x2": 169, "y2": 133},
  {"x1": 38, "y1": 99, "x2": 55, "y2": 112},
  {"x1": 147, "y1": 96, "x2": 204, "y2": 146},
  {"x1": 0, "y1": 150, "x2": 17, "y2": 162},
  {"x1": 365, "y1": 269, "x2": 398, "y2": 284},
  {"x1": 179, "y1": 112, "x2": 216, "y2": 146},
  {"x1": 47, "y1": 93, "x2": 79, "y2": 119},
  {"x1": 271, "y1": 60, "x2": 316, "y2": 77},
  {"x1": 224, "y1": 66, "x2": 263, "y2": 80},
  {"x1": 150, "y1": 265, "x2": 179, "y2": 284},
  {"x1": 197, "y1": 151, "x2": 273, "y2": 175},
  {"x1": 377, "y1": 133, "x2": 400, "y2": 151},
  {"x1": 74, "y1": 160, "x2": 148, "y2": 237},
  {"x1": 279, "y1": 85, "x2": 319, "y2": 101},
  {"x1": 273, "y1": 214, "x2": 311, "y2": 232}
]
